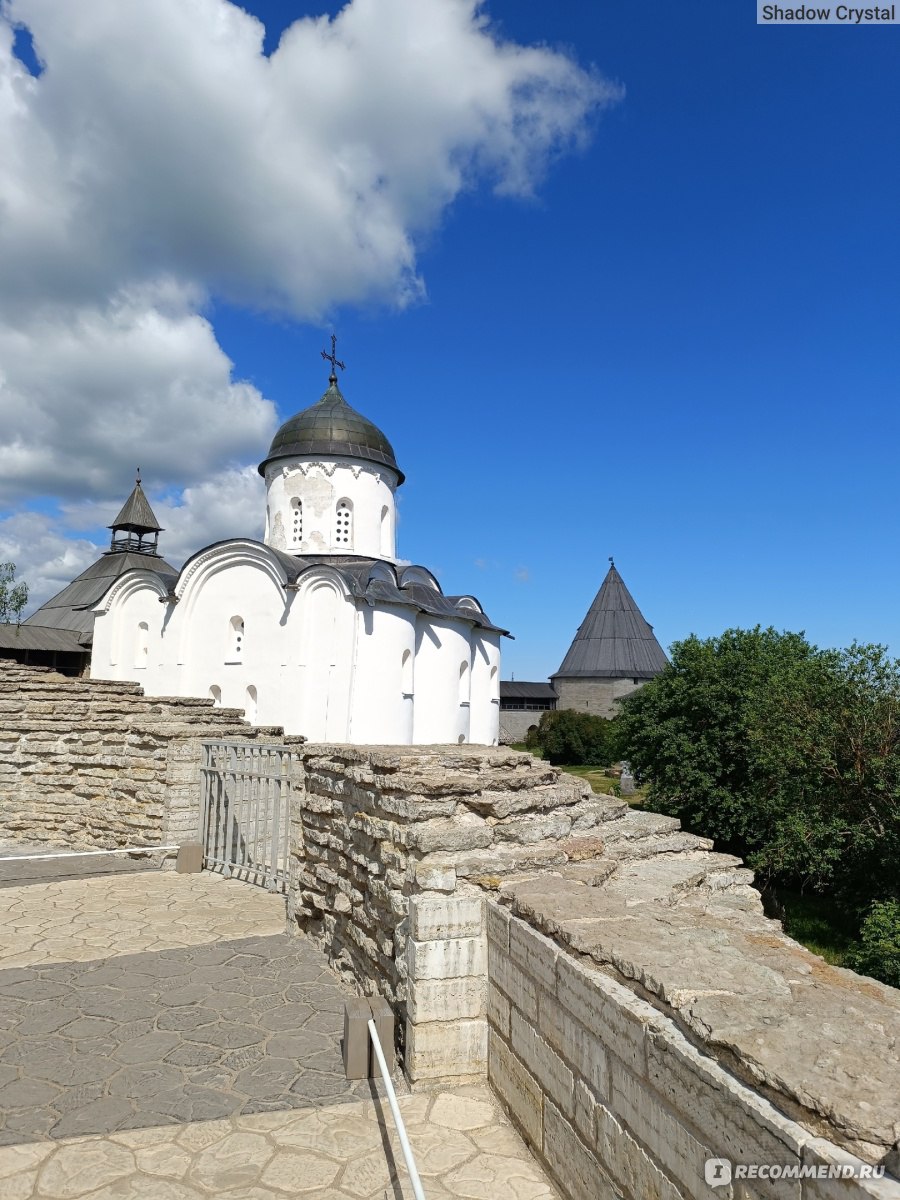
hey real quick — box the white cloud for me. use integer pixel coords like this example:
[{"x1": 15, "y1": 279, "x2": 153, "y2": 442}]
[
  {"x1": 146, "y1": 468, "x2": 266, "y2": 566},
  {"x1": 0, "y1": 511, "x2": 99, "y2": 613},
  {"x1": 0, "y1": 283, "x2": 277, "y2": 505},
  {"x1": 0, "y1": 0, "x2": 614, "y2": 321},
  {"x1": 0, "y1": 0, "x2": 616, "y2": 571}
]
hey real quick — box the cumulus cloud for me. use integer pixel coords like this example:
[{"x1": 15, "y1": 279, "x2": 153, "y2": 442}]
[
  {"x1": 0, "y1": 0, "x2": 616, "y2": 585},
  {"x1": 143, "y1": 468, "x2": 266, "y2": 566},
  {"x1": 0, "y1": 0, "x2": 613, "y2": 320},
  {"x1": 0, "y1": 283, "x2": 277, "y2": 504},
  {"x1": 0, "y1": 511, "x2": 100, "y2": 611},
  {"x1": 6, "y1": 467, "x2": 266, "y2": 611}
]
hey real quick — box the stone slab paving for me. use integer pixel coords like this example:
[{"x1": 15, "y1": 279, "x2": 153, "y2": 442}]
[
  {"x1": 0, "y1": 872, "x2": 560, "y2": 1198},
  {"x1": 0, "y1": 872, "x2": 285, "y2": 969},
  {"x1": 0, "y1": 932, "x2": 375, "y2": 1143},
  {"x1": 0, "y1": 1083, "x2": 560, "y2": 1199}
]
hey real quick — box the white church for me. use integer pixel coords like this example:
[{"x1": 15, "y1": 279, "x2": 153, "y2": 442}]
[{"x1": 23, "y1": 347, "x2": 506, "y2": 744}]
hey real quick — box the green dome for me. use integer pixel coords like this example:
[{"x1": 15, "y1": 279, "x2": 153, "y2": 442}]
[{"x1": 258, "y1": 379, "x2": 404, "y2": 483}]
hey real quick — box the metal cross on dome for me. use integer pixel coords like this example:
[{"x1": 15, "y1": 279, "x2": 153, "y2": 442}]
[{"x1": 321, "y1": 334, "x2": 346, "y2": 382}]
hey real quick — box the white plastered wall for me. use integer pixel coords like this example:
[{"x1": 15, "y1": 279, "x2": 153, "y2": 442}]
[
  {"x1": 92, "y1": 547, "x2": 504, "y2": 745},
  {"x1": 264, "y1": 458, "x2": 399, "y2": 560},
  {"x1": 349, "y1": 604, "x2": 417, "y2": 744},
  {"x1": 469, "y1": 632, "x2": 502, "y2": 746}
]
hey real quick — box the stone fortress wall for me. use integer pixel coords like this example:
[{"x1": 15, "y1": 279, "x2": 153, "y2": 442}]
[
  {"x1": 287, "y1": 744, "x2": 900, "y2": 1200},
  {"x1": 1, "y1": 662, "x2": 897, "y2": 1200},
  {"x1": 551, "y1": 675, "x2": 650, "y2": 720},
  {"x1": 0, "y1": 659, "x2": 290, "y2": 850}
]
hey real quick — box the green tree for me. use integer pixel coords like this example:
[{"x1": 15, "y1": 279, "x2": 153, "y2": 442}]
[
  {"x1": 527, "y1": 708, "x2": 618, "y2": 767},
  {"x1": 846, "y1": 901, "x2": 900, "y2": 989},
  {"x1": 0, "y1": 562, "x2": 28, "y2": 625},
  {"x1": 617, "y1": 630, "x2": 900, "y2": 906}
]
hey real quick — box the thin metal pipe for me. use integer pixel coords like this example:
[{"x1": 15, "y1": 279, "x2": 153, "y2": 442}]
[
  {"x1": 367, "y1": 1019, "x2": 426, "y2": 1200},
  {"x1": 0, "y1": 845, "x2": 179, "y2": 862}
]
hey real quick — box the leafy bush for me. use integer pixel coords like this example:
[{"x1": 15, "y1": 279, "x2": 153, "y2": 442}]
[
  {"x1": 846, "y1": 901, "x2": 900, "y2": 988},
  {"x1": 526, "y1": 709, "x2": 619, "y2": 766},
  {"x1": 617, "y1": 629, "x2": 900, "y2": 911}
]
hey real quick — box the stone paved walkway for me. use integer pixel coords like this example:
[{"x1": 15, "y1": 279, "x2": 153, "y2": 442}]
[{"x1": 0, "y1": 872, "x2": 560, "y2": 1199}]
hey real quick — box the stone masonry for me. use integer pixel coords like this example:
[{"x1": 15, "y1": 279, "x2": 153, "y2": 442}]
[
  {"x1": 287, "y1": 743, "x2": 604, "y2": 1083},
  {"x1": 0, "y1": 660, "x2": 290, "y2": 850},
  {"x1": 283, "y1": 743, "x2": 900, "y2": 1198},
  {"x1": 3, "y1": 663, "x2": 898, "y2": 1200}
]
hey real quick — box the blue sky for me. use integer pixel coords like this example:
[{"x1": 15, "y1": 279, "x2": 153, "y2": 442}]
[{"x1": 1, "y1": 1, "x2": 898, "y2": 679}]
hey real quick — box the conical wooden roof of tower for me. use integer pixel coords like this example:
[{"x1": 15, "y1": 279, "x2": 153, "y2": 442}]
[{"x1": 552, "y1": 563, "x2": 668, "y2": 681}]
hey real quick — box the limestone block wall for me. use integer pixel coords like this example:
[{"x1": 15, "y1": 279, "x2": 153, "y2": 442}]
[
  {"x1": 287, "y1": 743, "x2": 613, "y2": 1083},
  {"x1": 487, "y1": 900, "x2": 900, "y2": 1200},
  {"x1": 498, "y1": 709, "x2": 545, "y2": 744},
  {"x1": 0, "y1": 660, "x2": 283, "y2": 850},
  {"x1": 552, "y1": 676, "x2": 649, "y2": 719}
]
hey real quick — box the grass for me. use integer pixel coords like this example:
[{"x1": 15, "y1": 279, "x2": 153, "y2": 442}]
[
  {"x1": 510, "y1": 745, "x2": 646, "y2": 806},
  {"x1": 764, "y1": 888, "x2": 859, "y2": 967}
]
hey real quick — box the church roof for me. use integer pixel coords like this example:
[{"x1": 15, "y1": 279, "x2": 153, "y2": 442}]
[
  {"x1": 551, "y1": 563, "x2": 668, "y2": 681},
  {"x1": 0, "y1": 623, "x2": 89, "y2": 652},
  {"x1": 24, "y1": 551, "x2": 178, "y2": 639},
  {"x1": 108, "y1": 477, "x2": 163, "y2": 534},
  {"x1": 185, "y1": 544, "x2": 509, "y2": 636},
  {"x1": 259, "y1": 379, "x2": 404, "y2": 483}
]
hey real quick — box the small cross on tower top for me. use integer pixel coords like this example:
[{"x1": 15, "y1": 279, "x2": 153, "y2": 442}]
[{"x1": 321, "y1": 334, "x2": 346, "y2": 384}]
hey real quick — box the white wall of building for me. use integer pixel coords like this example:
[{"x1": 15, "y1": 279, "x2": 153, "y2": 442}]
[
  {"x1": 264, "y1": 458, "x2": 399, "y2": 560},
  {"x1": 91, "y1": 543, "x2": 502, "y2": 746}
]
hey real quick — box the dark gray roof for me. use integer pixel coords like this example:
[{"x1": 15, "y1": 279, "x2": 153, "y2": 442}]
[
  {"x1": 259, "y1": 380, "x2": 404, "y2": 483},
  {"x1": 179, "y1": 543, "x2": 508, "y2": 636},
  {"x1": 23, "y1": 551, "x2": 178, "y2": 639},
  {"x1": 109, "y1": 480, "x2": 163, "y2": 533},
  {"x1": 551, "y1": 565, "x2": 668, "y2": 681},
  {"x1": 500, "y1": 681, "x2": 558, "y2": 700},
  {"x1": 0, "y1": 624, "x2": 89, "y2": 652}
]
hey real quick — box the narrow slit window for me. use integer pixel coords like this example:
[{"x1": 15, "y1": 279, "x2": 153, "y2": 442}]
[
  {"x1": 335, "y1": 500, "x2": 353, "y2": 547},
  {"x1": 134, "y1": 621, "x2": 149, "y2": 668},
  {"x1": 229, "y1": 616, "x2": 244, "y2": 661},
  {"x1": 401, "y1": 648, "x2": 413, "y2": 695},
  {"x1": 459, "y1": 660, "x2": 470, "y2": 705},
  {"x1": 291, "y1": 497, "x2": 303, "y2": 544}
]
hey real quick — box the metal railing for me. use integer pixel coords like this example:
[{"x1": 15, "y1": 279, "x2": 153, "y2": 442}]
[
  {"x1": 200, "y1": 741, "x2": 296, "y2": 892},
  {"x1": 368, "y1": 1018, "x2": 426, "y2": 1200}
]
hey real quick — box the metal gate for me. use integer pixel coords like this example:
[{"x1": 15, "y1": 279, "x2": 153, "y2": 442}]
[{"x1": 200, "y1": 742, "x2": 296, "y2": 892}]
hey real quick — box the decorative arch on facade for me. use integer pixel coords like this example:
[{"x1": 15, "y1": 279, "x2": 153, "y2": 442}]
[
  {"x1": 174, "y1": 542, "x2": 291, "y2": 664},
  {"x1": 94, "y1": 570, "x2": 170, "y2": 615},
  {"x1": 209, "y1": 684, "x2": 222, "y2": 707},
  {"x1": 399, "y1": 565, "x2": 442, "y2": 592},
  {"x1": 93, "y1": 571, "x2": 169, "y2": 670},
  {"x1": 368, "y1": 561, "x2": 395, "y2": 583},
  {"x1": 454, "y1": 595, "x2": 484, "y2": 615}
]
